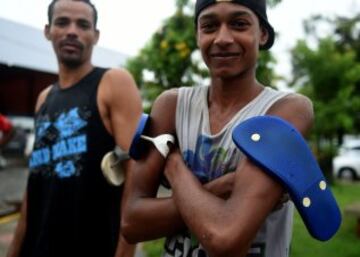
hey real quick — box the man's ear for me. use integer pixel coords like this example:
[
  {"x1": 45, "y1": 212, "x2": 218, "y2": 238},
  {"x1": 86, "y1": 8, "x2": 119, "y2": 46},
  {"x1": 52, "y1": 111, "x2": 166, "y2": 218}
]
[
  {"x1": 44, "y1": 24, "x2": 51, "y2": 41},
  {"x1": 259, "y1": 26, "x2": 269, "y2": 48},
  {"x1": 196, "y1": 29, "x2": 201, "y2": 48},
  {"x1": 94, "y1": 29, "x2": 100, "y2": 45}
]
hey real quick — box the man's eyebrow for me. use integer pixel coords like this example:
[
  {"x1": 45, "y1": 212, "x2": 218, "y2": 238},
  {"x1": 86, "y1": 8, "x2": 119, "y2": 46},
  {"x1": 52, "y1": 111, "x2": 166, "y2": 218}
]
[
  {"x1": 53, "y1": 16, "x2": 92, "y2": 24},
  {"x1": 54, "y1": 16, "x2": 69, "y2": 20},
  {"x1": 199, "y1": 10, "x2": 253, "y2": 22},
  {"x1": 77, "y1": 18, "x2": 91, "y2": 23},
  {"x1": 230, "y1": 10, "x2": 253, "y2": 18},
  {"x1": 198, "y1": 13, "x2": 217, "y2": 22}
]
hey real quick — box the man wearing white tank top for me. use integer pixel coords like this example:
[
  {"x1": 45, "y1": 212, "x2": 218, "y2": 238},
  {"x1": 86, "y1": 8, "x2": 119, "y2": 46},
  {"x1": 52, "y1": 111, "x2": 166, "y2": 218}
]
[{"x1": 122, "y1": 1, "x2": 314, "y2": 256}]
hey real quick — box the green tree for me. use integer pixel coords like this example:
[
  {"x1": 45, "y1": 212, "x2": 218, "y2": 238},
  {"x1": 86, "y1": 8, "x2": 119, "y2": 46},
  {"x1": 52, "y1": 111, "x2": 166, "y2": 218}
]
[
  {"x1": 126, "y1": 0, "x2": 197, "y2": 111},
  {"x1": 126, "y1": 0, "x2": 282, "y2": 110},
  {"x1": 334, "y1": 14, "x2": 360, "y2": 133},
  {"x1": 292, "y1": 38, "x2": 360, "y2": 139},
  {"x1": 333, "y1": 14, "x2": 360, "y2": 62},
  {"x1": 290, "y1": 14, "x2": 360, "y2": 173}
]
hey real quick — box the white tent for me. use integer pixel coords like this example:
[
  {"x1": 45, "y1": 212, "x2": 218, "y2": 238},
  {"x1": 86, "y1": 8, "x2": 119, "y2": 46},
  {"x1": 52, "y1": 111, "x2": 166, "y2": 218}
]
[{"x1": 0, "y1": 17, "x2": 127, "y2": 74}]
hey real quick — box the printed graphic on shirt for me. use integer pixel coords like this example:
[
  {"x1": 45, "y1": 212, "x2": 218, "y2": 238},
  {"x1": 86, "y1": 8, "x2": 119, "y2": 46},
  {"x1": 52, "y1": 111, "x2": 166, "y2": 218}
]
[
  {"x1": 36, "y1": 121, "x2": 51, "y2": 139},
  {"x1": 164, "y1": 232, "x2": 266, "y2": 257},
  {"x1": 183, "y1": 135, "x2": 229, "y2": 183},
  {"x1": 247, "y1": 243, "x2": 266, "y2": 257},
  {"x1": 164, "y1": 232, "x2": 207, "y2": 257},
  {"x1": 54, "y1": 108, "x2": 87, "y2": 139},
  {"x1": 29, "y1": 107, "x2": 88, "y2": 178},
  {"x1": 55, "y1": 160, "x2": 76, "y2": 178}
]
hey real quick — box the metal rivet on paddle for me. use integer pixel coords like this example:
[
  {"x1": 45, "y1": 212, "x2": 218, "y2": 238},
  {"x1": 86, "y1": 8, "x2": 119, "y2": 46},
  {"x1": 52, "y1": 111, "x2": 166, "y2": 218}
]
[
  {"x1": 251, "y1": 133, "x2": 261, "y2": 142},
  {"x1": 319, "y1": 181, "x2": 327, "y2": 191},
  {"x1": 303, "y1": 197, "x2": 311, "y2": 207},
  {"x1": 232, "y1": 116, "x2": 342, "y2": 241}
]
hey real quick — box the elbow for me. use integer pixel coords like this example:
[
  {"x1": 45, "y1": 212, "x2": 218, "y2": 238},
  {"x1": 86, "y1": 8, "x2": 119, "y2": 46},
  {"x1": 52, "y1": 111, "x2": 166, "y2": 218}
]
[
  {"x1": 200, "y1": 227, "x2": 249, "y2": 257},
  {"x1": 197, "y1": 226, "x2": 228, "y2": 256},
  {"x1": 120, "y1": 220, "x2": 137, "y2": 244},
  {"x1": 120, "y1": 211, "x2": 142, "y2": 244},
  {"x1": 203, "y1": 236, "x2": 233, "y2": 257},
  {"x1": 120, "y1": 197, "x2": 140, "y2": 243}
]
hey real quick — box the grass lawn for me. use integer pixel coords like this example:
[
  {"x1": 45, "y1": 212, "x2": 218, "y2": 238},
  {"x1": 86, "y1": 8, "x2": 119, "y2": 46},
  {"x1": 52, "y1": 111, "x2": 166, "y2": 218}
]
[
  {"x1": 143, "y1": 182, "x2": 360, "y2": 257},
  {"x1": 291, "y1": 182, "x2": 360, "y2": 257}
]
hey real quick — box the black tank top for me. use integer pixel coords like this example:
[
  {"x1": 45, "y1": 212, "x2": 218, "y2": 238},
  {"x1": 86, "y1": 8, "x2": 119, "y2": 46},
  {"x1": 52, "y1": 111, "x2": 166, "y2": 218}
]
[{"x1": 22, "y1": 68, "x2": 121, "y2": 257}]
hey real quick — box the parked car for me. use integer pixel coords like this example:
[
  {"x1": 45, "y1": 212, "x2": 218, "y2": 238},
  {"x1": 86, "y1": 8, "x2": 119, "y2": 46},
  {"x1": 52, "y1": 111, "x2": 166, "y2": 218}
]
[
  {"x1": 332, "y1": 140, "x2": 360, "y2": 181},
  {"x1": 4, "y1": 116, "x2": 35, "y2": 158}
]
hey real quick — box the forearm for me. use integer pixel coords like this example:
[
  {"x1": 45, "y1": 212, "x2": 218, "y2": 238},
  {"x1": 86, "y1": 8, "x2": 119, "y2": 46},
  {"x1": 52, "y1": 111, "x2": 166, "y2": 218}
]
[
  {"x1": 7, "y1": 195, "x2": 27, "y2": 257},
  {"x1": 6, "y1": 223, "x2": 25, "y2": 257},
  {"x1": 166, "y1": 157, "x2": 283, "y2": 257},
  {"x1": 165, "y1": 152, "x2": 233, "y2": 239},
  {"x1": 204, "y1": 172, "x2": 235, "y2": 199},
  {"x1": 122, "y1": 193, "x2": 186, "y2": 243},
  {"x1": 122, "y1": 156, "x2": 187, "y2": 242},
  {"x1": 167, "y1": 165, "x2": 232, "y2": 255},
  {"x1": 114, "y1": 234, "x2": 136, "y2": 257}
]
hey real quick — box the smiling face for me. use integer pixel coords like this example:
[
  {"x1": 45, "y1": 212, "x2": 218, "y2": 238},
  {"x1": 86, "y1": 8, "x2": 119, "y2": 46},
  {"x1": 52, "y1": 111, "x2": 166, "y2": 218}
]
[
  {"x1": 196, "y1": 2, "x2": 268, "y2": 79},
  {"x1": 45, "y1": 0, "x2": 99, "y2": 69}
]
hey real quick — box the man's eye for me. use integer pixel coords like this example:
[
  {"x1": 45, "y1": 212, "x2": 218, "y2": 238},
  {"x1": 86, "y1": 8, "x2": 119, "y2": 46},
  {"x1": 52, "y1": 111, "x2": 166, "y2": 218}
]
[
  {"x1": 200, "y1": 22, "x2": 217, "y2": 32},
  {"x1": 78, "y1": 22, "x2": 91, "y2": 30},
  {"x1": 230, "y1": 20, "x2": 249, "y2": 29},
  {"x1": 54, "y1": 20, "x2": 68, "y2": 27}
]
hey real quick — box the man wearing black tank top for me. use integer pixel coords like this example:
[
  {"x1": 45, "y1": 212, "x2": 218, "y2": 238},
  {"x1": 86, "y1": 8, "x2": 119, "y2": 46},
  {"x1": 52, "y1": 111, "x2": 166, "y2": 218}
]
[
  {"x1": 7, "y1": 1, "x2": 142, "y2": 257},
  {"x1": 122, "y1": 1, "x2": 314, "y2": 257}
]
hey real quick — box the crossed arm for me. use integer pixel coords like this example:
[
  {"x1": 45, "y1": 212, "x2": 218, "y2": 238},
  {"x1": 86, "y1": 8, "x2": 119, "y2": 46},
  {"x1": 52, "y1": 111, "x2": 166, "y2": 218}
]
[
  {"x1": 163, "y1": 94, "x2": 314, "y2": 257},
  {"x1": 121, "y1": 89, "x2": 236, "y2": 243},
  {"x1": 122, "y1": 90, "x2": 313, "y2": 256}
]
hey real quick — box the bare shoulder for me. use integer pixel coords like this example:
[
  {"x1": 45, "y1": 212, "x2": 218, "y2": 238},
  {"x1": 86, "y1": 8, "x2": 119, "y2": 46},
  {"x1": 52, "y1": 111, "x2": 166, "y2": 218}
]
[
  {"x1": 98, "y1": 68, "x2": 141, "y2": 106},
  {"x1": 101, "y1": 68, "x2": 138, "y2": 93},
  {"x1": 149, "y1": 88, "x2": 179, "y2": 135},
  {"x1": 152, "y1": 88, "x2": 179, "y2": 110},
  {"x1": 103, "y1": 68, "x2": 135, "y2": 83},
  {"x1": 96, "y1": 68, "x2": 142, "y2": 148},
  {"x1": 35, "y1": 85, "x2": 53, "y2": 113},
  {"x1": 269, "y1": 93, "x2": 313, "y2": 116},
  {"x1": 267, "y1": 92, "x2": 314, "y2": 136}
]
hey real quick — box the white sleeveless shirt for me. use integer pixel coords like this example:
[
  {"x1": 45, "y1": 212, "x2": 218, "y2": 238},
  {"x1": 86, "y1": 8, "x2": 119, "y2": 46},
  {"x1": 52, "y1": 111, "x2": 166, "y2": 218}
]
[{"x1": 163, "y1": 85, "x2": 294, "y2": 257}]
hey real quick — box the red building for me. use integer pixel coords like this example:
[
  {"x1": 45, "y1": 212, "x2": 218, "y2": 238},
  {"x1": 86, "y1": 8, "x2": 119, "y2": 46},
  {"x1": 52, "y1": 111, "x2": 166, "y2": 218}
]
[{"x1": 0, "y1": 17, "x2": 127, "y2": 116}]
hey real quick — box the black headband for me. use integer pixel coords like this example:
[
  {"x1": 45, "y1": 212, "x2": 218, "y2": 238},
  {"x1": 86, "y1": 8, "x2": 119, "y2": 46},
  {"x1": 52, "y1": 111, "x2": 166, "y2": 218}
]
[{"x1": 195, "y1": 0, "x2": 275, "y2": 50}]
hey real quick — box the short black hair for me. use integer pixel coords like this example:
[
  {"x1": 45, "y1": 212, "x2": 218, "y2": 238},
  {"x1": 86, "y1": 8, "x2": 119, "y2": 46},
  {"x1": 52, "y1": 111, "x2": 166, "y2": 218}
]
[
  {"x1": 195, "y1": 0, "x2": 275, "y2": 50},
  {"x1": 48, "y1": 0, "x2": 98, "y2": 28}
]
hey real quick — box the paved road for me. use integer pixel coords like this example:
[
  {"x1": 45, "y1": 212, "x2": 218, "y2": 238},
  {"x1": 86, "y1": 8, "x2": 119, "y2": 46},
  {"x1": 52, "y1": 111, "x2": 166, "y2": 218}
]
[
  {"x1": 0, "y1": 155, "x2": 146, "y2": 257},
  {"x1": 0, "y1": 155, "x2": 28, "y2": 212},
  {"x1": 0, "y1": 154, "x2": 28, "y2": 257}
]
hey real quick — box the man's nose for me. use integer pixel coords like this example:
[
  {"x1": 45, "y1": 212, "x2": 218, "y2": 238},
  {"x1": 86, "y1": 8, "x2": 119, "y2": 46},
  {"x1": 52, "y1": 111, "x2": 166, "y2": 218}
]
[
  {"x1": 66, "y1": 23, "x2": 79, "y2": 37},
  {"x1": 214, "y1": 24, "x2": 234, "y2": 46}
]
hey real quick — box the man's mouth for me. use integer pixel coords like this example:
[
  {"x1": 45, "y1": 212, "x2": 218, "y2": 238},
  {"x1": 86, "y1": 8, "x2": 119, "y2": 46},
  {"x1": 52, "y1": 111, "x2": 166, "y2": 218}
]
[
  {"x1": 210, "y1": 52, "x2": 240, "y2": 58},
  {"x1": 60, "y1": 41, "x2": 83, "y2": 51}
]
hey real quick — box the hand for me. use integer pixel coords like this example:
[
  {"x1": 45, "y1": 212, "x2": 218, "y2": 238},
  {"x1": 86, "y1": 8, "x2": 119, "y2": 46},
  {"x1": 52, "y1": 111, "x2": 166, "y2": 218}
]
[
  {"x1": 272, "y1": 193, "x2": 290, "y2": 212},
  {"x1": 164, "y1": 149, "x2": 185, "y2": 183},
  {"x1": 204, "y1": 172, "x2": 236, "y2": 199}
]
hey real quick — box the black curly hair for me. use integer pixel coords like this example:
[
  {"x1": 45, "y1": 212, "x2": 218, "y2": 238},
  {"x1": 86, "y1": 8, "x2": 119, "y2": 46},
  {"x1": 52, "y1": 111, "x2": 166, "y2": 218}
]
[{"x1": 47, "y1": 0, "x2": 98, "y2": 28}]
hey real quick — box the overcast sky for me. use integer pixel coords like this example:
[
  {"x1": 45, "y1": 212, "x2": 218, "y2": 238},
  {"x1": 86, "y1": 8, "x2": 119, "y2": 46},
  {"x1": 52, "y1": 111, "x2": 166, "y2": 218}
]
[{"x1": 0, "y1": 0, "x2": 359, "y2": 81}]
